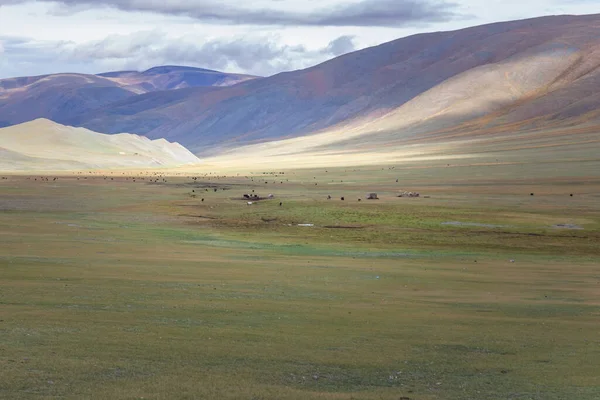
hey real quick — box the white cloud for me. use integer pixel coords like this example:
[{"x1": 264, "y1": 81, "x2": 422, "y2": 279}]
[
  {"x1": 0, "y1": 31, "x2": 357, "y2": 77},
  {"x1": 1, "y1": 0, "x2": 463, "y2": 27}
]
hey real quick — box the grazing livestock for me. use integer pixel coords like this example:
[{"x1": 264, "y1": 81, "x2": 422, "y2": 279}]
[
  {"x1": 398, "y1": 191, "x2": 419, "y2": 198},
  {"x1": 367, "y1": 193, "x2": 379, "y2": 200}
]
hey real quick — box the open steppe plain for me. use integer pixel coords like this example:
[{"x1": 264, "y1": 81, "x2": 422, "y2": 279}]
[{"x1": 1, "y1": 156, "x2": 600, "y2": 399}]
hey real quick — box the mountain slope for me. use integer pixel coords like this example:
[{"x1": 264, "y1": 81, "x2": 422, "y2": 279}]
[
  {"x1": 65, "y1": 14, "x2": 600, "y2": 153},
  {"x1": 0, "y1": 74, "x2": 137, "y2": 127},
  {"x1": 0, "y1": 119, "x2": 200, "y2": 171},
  {"x1": 0, "y1": 66, "x2": 259, "y2": 128}
]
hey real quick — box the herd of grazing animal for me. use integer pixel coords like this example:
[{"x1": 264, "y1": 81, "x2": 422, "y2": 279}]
[{"x1": 3, "y1": 171, "x2": 578, "y2": 207}]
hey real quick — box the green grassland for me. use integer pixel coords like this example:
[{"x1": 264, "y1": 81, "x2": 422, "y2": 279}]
[{"x1": 1, "y1": 162, "x2": 599, "y2": 399}]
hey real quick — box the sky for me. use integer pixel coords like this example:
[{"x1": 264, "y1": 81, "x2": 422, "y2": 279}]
[{"x1": 0, "y1": 0, "x2": 598, "y2": 78}]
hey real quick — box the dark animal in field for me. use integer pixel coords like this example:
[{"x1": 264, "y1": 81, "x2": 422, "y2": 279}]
[
  {"x1": 279, "y1": 202, "x2": 282, "y2": 206},
  {"x1": 530, "y1": 193, "x2": 535, "y2": 196},
  {"x1": 367, "y1": 193, "x2": 379, "y2": 200},
  {"x1": 243, "y1": 194, "x2": 250, "y2": 199},
  {"x1": 341, "y1": 197, "x2": 345, "y2": 201},
  {"x1": 570, "y1": 194, "x2": 574, "y2": 197},
  {"x1": 214, "y1": 188, "x2": 218, "y2": 192},
  {"x1": 327, "y1": 195, "x2": 331, "y2": 200}
]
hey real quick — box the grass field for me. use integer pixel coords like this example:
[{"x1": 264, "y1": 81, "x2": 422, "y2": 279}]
[{"x1": 1, "y1": 162, "x2": 600, "y2": 399}]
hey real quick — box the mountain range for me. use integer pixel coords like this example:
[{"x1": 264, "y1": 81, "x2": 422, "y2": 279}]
[{"x1": 1, "y1": 14, "x2": 600, "y2": 167}]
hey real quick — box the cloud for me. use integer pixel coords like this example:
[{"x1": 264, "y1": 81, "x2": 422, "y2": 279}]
[
  {"x1": 69, "y1": 31, "x2": 358, "y2": 75},
  {"x1": 0, "y1": 31, "x2": 358, "y2": 78},
  {"x1": 0, "y1": 35, "x2": 92, "y2": 78},
  {"x1": 323, "y1": 36, "x2": 356, "y2": 56},
  {"x1": 0, "y1": 0, "x2": 462, "y2": 27},
  {"x1": 0, "y1": 40, "x2": 4, "y2": 55}
]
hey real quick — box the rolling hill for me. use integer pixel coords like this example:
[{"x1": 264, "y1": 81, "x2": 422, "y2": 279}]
[{"x1": 0, "y1": 119, "x2": 200, "y2": 171}]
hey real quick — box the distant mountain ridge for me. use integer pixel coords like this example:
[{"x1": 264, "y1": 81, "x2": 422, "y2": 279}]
[{"x1": 99, "y1": 65, "x2": 258, "y2": 92}]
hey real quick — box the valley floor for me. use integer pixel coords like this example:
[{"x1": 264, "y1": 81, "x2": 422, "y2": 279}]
[{"x1": 1, "y1": 162, "x2": 599, "y2": 399}]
